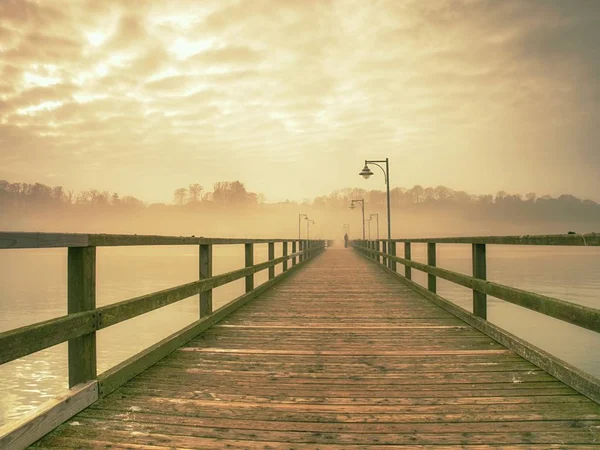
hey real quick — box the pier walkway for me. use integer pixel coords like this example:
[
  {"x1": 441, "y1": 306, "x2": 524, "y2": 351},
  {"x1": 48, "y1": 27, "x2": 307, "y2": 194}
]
[{"x1": 32, "y1": 248, "x2": 600, "y2": 448}]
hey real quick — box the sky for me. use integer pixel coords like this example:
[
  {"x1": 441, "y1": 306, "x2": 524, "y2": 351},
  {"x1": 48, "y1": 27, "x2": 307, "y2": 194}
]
[{"x1": 1, "y1": 0, "x2": 599, "y2": 204}]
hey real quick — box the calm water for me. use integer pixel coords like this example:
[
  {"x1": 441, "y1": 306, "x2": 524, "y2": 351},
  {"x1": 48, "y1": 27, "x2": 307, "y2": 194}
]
[{"x1": 1, "y1": 244, "x2": 599, "y2": 426}]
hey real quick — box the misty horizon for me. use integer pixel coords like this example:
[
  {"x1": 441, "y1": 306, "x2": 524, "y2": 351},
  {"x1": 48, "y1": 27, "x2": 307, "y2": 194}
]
[{"x1": 2, "y1": 177, "x2": 599, "y2": 239}]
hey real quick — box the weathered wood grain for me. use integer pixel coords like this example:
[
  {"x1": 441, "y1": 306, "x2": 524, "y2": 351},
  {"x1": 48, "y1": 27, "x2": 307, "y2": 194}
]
[
  {"x1": 67, "y1": 247, "x2": 97, "y2": 387},
  {"x1": 33, "y1": 248, "x2": 600, "y2": 448},
  {"x1": 0, "y1": 232, "x2": 88, "y2": 249},
  {"x1": 199, "y1": 243, "x2": 212, "y2": 317},
  {"x1": 0, "y1": 312, "x2": 96, "y2": 365},
  {"x1": 0, "y1": 382, "x2": 97, "y2": 450},
  {"x1": 357, "y1": 248, "x2": 600, "y2": 405},
  {"x1": 472, "y1": 243, "x2": 487, "y2": 319}
]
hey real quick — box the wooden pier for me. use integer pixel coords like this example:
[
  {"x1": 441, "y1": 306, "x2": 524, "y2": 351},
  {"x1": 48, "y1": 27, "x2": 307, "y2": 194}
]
[{"x1": 1, "y1": 233, "x2": 600, "y2": 448}]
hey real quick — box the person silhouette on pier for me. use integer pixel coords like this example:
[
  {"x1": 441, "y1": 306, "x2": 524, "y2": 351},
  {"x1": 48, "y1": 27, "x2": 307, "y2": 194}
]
[{"x1": 344, "y1": 233, "x2": 349, "y2": 248}]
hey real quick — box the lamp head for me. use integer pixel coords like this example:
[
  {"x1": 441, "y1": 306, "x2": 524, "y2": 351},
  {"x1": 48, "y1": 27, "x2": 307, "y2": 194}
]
[
  {"x1": 359, "y1": 164, "x2": 374, "y2": 179},
  {"x1": 349, "y1": 203, "x2": 355, "y2": 209}
]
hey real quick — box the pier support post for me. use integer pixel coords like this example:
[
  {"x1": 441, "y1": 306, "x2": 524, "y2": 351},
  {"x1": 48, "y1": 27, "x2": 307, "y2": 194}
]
[
  {"x1": 245, "y1": 243, "x2": 254, "y2": 293},
  {"x1": 68, "y1": 246, "x2": 97, "y2": 387},
  {"x1": 292, "y1": 241, "x2": 297, "y2": 266},
  {"x1": 382, "y1": 241, "x2": 387, "y2": 267},
  {"x1": 199, "y1": 244, "x2": 213, "y2": 317},
  {"x1": 473, "y1": 243, "x2": 487, "y2": 319},
  {"x1": 268, "y1": 242, "x2": 275, "y2": 280},
  {"x1": 282, "y1": 241, "x2": 288, "y2": 272},
  {"x1": 427, "y1": 242, "x2": 437, "y2": 294},
  {"x1": 390, "y1": 241, "x2": 396, "y2": 271},
  {"x1": 404, "y1": 242, "x2": 412, "y2": 280}
]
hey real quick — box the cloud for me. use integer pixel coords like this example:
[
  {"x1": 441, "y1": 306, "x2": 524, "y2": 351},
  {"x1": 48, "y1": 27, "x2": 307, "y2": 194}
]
[{"x1": 0, "y1": 0, "x2": 599, "y2": 202}]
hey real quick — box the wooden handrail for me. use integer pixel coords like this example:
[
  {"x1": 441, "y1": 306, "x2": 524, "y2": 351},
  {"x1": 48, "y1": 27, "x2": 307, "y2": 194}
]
[
  {"x1": 355, "y1": 243, "x2": 600, "y2": 333},
  {"x1": 353, "y1": 240, "x2": 600, "y2": 333},
  {"x1": 0, "y1": 247, "x2": 317, "y2": 365},
  {"x1": 380, "y1": 233, "x2": 600, "y2": 246},
  {"x1": 351, "y1": 238, "x2": 600, "y2": 405},
  {"x1": 0, "y1": 235, "x2": 326, "y2": 449},
  {"x1": 0, "y1": 232, "x2": 304, "y2": 249}
]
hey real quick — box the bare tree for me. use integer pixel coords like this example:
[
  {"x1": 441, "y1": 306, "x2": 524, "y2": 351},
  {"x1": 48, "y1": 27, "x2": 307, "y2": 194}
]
[
  {"x1": 188, "y1": 184, "x2": 203, "y2": 203},
  {"x1": 174, "y1": 188, "x2": 188, "y2": 205}
]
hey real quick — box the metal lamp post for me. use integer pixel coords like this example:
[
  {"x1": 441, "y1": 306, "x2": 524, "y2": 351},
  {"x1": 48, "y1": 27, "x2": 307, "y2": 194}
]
[
  {"x1": 359, "y1": 158, "x2": 391, "y2": 240},
  {"x1": 365, "y1": 218, "x2": 372, "y2": 239},
  {"x1": 370, "y1": 213, "x2": 380, "y2": 240},
  {"x1": 298, "y1": 214, "x2": 308, "y2": 240},
  {"x1": 307, "y1": 219, "x2": 315, "y2": 240},
  {"x1": 349, "y1": 199, "x2": 365, "y2": 240}
]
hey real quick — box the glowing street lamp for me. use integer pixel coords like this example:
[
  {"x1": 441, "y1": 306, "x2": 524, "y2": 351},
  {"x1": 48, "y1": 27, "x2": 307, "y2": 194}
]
[
  {"x1": 370, "y1": 213, "x2": 380, "y2": 240},
  {"x1": 359, "y1": 158, "x2": 391, "y2": 239},
  {"x1": 307, "y1": 219, "x2": 315, "y2": 240},
  {"x1": 350, "y1": 199, "x2": 365, "y2": 240}
]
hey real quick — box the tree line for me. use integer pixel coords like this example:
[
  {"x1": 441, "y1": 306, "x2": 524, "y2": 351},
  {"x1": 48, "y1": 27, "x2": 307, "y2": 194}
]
[
  {"x1": 0, "y1": 180, "x2": 265, "y2": 209},
  {"x1": 1, "y1": 179, "x2": 598, "y2": 220}
]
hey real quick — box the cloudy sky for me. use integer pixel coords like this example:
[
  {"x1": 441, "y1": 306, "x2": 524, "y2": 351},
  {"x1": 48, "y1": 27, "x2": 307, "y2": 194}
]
[{"x1": 1, "y1": 0, "x2": 599, "y2": 203}]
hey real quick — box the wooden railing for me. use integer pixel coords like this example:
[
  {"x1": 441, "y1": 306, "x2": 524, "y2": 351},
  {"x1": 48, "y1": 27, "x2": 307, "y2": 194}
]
[
  {"x1": 352, "y1": 234, "x2": 600, "y2": 404},
  {"x1": 0, "y1": 232, "x2": 325, "y2": 449}
]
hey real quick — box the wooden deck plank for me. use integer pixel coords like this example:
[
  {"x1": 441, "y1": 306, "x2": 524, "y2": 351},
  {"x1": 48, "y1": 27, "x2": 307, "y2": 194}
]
[{"x1": 33, "y1": 248, "x2": 600, "y2": 448}]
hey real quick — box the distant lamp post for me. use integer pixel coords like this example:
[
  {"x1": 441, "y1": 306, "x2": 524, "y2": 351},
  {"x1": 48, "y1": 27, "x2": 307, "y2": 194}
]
[
  {"x1": 359, "y1": 158, "x2": 391, "y2": 239},
  {"x1": 370, "y1": 213, "x2": 380, "y2": 240},
  {"x1": 350, "y1": 199, "x2": 365, "y2": 240},
  {"x1": 298, "y1": 214, "x2": 308, "y2": 240},
  {"x1": 365, "y1": 217, "x2": 372, "y2": 239},
  {"x1": 307, "y1": 219, "x2": 315, "y2": 240}
]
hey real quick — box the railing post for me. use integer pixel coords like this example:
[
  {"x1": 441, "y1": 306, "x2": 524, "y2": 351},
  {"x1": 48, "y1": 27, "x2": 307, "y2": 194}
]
[
  {"x1": 390, "y1": 241, "x2": 396, "y2": 271},
  {"x1": 199, "y1": 244, "x2": 213, "y2": 317},
  {"x1": 292, "y1": 241, "x2": 297, "y2": 266},
  {"x1": 282, "y1": 241, "x2": 288, "y2": 272},
  {"x1": 382, "y1": 241, "x2": 387, "y2": 267},
  {"x1": 299, "y1": 240, "x2": 304, "y2": 262},
  {"x1": 268, "y1": 241, "x2": 275, "y2": 279},
  {"x1": 245, "y1": 243, "x2": 254, "y2": 293},
  {"x1": 473, "y1": 243, "x2": 487, "y2": 319},
  {"x1": 376, "y1": 240, "x2": 381, "y2": 264},
  {"x1": 68, "y1": 246, "x2": 97, "y2": 387},
  {"x1": 427, "y1": 242, "x2": 437, "y2": 294},
  {"x1": 404, "y1": 242, "x2": 412, "y2": 279}
]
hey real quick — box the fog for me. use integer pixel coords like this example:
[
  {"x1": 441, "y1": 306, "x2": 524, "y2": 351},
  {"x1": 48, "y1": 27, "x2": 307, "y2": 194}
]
[{"x1": 1, "y1": 180, "x2": 599, "y2": 239}]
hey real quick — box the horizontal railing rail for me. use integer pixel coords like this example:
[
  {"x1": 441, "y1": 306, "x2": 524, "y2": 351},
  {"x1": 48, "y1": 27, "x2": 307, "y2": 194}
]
[
  {"x1": 351, "y1": 236, "x2": 600, "y2": 404},
  {"x1": 0, "y1": 232, "x2": 300, "y2": 249},
  {"x1": 0, "y1": 250, "x2": 305, "y2": 365},
  {"x1": 0, "y1": 232, "x2": 326, "y2": 449},
  {"x1": 362, "y1": 246, "x2": 600, "y2": 333},
  {"x1": 387, "y1": 233, "x2": 600, "y2": 246}
]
